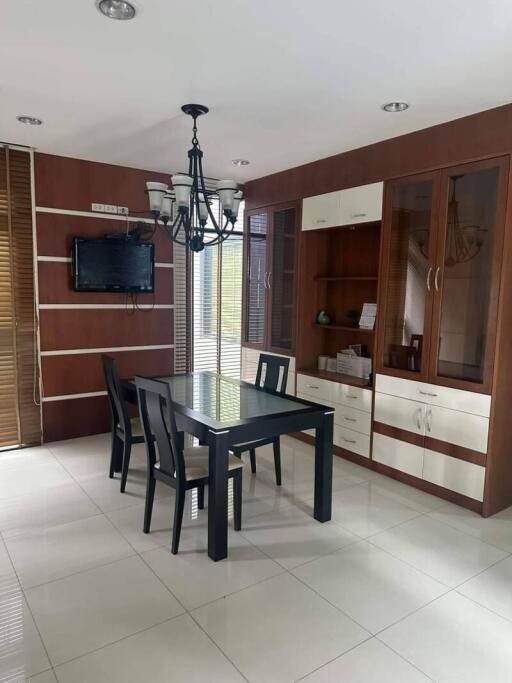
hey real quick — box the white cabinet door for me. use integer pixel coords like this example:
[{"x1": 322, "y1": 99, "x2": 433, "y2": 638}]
[
  {"x1": 423, "y1": 450, "x2": 485, "y2": 501},
  {"x1": 372, "y1": 433, "x2": 424, "y2": 478},
  {"x1": 374, "y1": 392, "x2": 425, "y2": 436},
  {"x1": 426, "y1": 405, "x2": 489, "y2": 454},
  {"x1": 301, "y1": 191, "x2": 342, "y2": 231},
  {"x1": 338, "y1": 182, "x2": 383, "y2": 226}
]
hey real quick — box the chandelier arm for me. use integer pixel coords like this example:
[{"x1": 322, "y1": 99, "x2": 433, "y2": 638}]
[
  {"x1": 197, "y1": 152, "x2": 221, "y2": 234},
  {"x1": 207, "y1": 218, "x2": 237, "y2": 246}
]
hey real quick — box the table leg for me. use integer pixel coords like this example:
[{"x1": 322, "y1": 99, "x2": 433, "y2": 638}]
[
  {"x1": 207, "y1": 430, "x2": 230, "y2": 561},
  {"x1": 314, "y1": 411, "x2": 334, "y2": 522}
]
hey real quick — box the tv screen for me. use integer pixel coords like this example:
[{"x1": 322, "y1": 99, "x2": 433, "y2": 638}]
[{"x1": 73, "y1": 237, "x2": 155, "y2": 293}]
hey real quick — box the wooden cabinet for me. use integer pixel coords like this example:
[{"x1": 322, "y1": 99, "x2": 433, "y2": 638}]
[
  {"x1": 243, "y1": 202, "x2": 299, "y2": 355},
  {"x1": 376, "y1": 157, "x2": 508, "y2": 394},
  {"x1": 301, "y1": 182, "x2": 383, "y2": 231}
]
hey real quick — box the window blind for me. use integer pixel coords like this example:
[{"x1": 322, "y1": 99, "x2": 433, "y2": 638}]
[{"x1": 0, "y1": 147, "x2": 40, "y2": 448}]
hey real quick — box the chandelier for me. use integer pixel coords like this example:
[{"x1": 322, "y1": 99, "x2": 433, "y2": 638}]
[
  {"x1": 145, "y1": 104, "x2": 243, "y2": 253},
  {"x1": 414, "y1": 175, "x2": 486, "y2": 265}
]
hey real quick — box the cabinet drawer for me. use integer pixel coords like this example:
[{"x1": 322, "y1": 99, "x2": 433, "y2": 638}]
[
  {"x1": 372, "y1": 433, "x2": 424, "y2": 478},
  {"x1": 374, "y1": 392, "x2": 425, "y2": 436},
  {"x1": 336, "y1": 384, "x2": 372, "y2": 413},
  {"x1": 338, "y1": 182, "x2": 383, "y2": 225},
  {"x1": 297, "y1": 374, "x2": 335, "y2": 402},
  {"x1": 423, "y1": 450, "x2": 485, "y2": 501},
  {"x1": 334, "y1": 404, "x2": 371, "y2": 435},
  {"x1": 427, "y1": 405, "x2": 489, "y2": 454},
  {"x1": 301, "y1": 191, "x2": 342, "y2": 231},
  {"x1": 335, "y1": 426, "x2": 370, "y2": 458},
  {"x1": 375, "y1": 374, "x2": 491, "y2": 418}
]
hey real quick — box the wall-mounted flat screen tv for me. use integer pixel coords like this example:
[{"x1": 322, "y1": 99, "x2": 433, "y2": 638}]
[{"x1": 73, "y1": 237, "x2": 155, "y2": 293}]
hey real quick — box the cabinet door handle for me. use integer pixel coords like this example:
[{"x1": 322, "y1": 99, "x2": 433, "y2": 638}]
[
  {"x1": 434, "y1": 267, "x2": 441, "y2": 292},
  {"x1": 342, "y1": 437, "x2": 357, "y2": 444},
  {"x1": 268, "y1": 271, "x2": 272, "y2": 288},
  {"x1": 426, "y1": 267, "x2": 433, "y2": 292},
  {"x1": 263, "y1": 272, "x2": 268, "y2": 289},
  {"x1": 343, "y1": 416, "x2": 357, "y2": 422},
  {"x1": 426, "y1": 408, "x2": 432, "y2": 432},
  {"x1": 351, "y1": 212, "x2": 367, "y2": 218},
  {"x1": 414, "y1": 407, "x2": 423, "y2": 431}
]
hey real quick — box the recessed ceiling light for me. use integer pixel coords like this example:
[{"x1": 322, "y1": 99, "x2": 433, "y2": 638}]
[
  {"x1": 97, "y1": 0, "x2": 136, "y2": 20},
  {"x1": 381, "y1": 102, "x2": 409, "y2": 113},
  {"x1": 232, "y1": 159, "x2": 250, "y2": 166},
  {"x1": 16, "y1": 115, "x2": 43, "y2": 126}
]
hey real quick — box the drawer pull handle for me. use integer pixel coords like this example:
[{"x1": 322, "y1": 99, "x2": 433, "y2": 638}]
[
  {"x1": 346, "y1": 394, "x2": 358, "y2": 399},
  {"x1": 351, "y1": 212, "x2": 367, "y2": 218},
  {"x1": 307, "y1": 384, "x2": 320, "y2": 389},
  {"x1": 342, "y1": 437, "x2": 357, "y2": 444},
  {"x1": 315, "y1": 219, "x2": 327, "y2": 224},
  {"x1": 418, "y1": 390, "x2": 438, "y2": 398},
  {"x1": 343, "y1": 417, "x2": 357, "y2": 422}
]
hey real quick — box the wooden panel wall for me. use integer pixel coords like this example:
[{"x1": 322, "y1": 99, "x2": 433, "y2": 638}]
[{"x1": 35, "y1": 153, "x2": 175, "y2": 441}]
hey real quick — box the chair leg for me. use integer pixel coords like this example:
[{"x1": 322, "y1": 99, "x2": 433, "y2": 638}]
[
  {"x1": 249, "y1": 449, "x2": 257, "y2": 474},
  {"x1": 273, "y1": 437, "x2": 282, "y2": 486},
  {"x1": 109, "y1": 433, "x2": 122, "y2": 478},
  {"x1": 197, "y1": 484, "x2": 205, "y2": 510},
  {"x1": 120, "y1": 439, "x2": 132, "y2": 493},
  {"x1": 233, "y1": 472, "x2": 242, "y2": 531},
  {"x1": 171, "y1": 489, "x2": 186, "y2": 554},
  {"x1": 143, "y1": 476, "x2": 156, "y2": 533}
]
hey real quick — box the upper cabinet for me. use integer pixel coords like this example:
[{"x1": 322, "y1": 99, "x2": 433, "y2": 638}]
[
  {"x1": 301, "y1": 182, "x2": 383, "y2": 231},
  {"x1": 376, "y1": 157, "x2": 508, "y2": 393},
  {"x1": 243, "y1": 202, "x2": 299, "y2": 355}
]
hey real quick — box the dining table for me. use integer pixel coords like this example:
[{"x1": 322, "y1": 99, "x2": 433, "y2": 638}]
[{"x1": 123, "y1": 371, "x2": 334, "y2": 562}]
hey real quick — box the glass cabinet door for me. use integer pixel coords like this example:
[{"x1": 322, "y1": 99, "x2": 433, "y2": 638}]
[
  {"x1": 268, "y1": 206, "x2": 297, "y2": 353},
  {"x1": 243, "y1": 211, "x2": 268, "y2": 347},
  {"x1": 430, "y1": 158, "x2": 507, "y2": 391},
  {"x1": 378, "y1": 175, "x2": 438, "y2": 379}
]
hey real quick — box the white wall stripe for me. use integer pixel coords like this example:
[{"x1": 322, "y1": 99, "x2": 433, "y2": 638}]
[
  {"x1": 43, "y1": 390, "x2": 107, "y2": 403},
  {"x1": 36, "y1": 255, "x2": 173, "y2": 268},
  {"x1": 41, "y1": 343, "x2": 174, "y2": 357},
  {"x1": 39, "y1": 304, "x2": 174, "y2": 310},
  {"x1": 36, "y1": 206, "x2": 156, "y2": 224}
]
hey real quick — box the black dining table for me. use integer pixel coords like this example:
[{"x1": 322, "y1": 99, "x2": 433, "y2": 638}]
[{"x1": 123, "y1": 371, "x2": 334, "y2": 562}]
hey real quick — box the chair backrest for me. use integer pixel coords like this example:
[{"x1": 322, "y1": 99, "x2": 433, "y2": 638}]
[
  {"x1": 135, "y1": 376, "x2": 185, "y2": 483},
  {"x1": 255, "y1": 353, "x2": 290, "y2": 394},
  {"x1": 101, "y1": 355, "x2": 131, "y2": 437}
]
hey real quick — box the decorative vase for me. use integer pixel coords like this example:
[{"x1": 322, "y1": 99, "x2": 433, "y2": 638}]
[{"x1": 316, "y1": 310, "x2": 331, "y2": 325}]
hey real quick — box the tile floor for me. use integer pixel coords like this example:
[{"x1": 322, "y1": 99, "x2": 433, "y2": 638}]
[{"x1": 1, "y1": 434, "x2": 512, "y2": 682}]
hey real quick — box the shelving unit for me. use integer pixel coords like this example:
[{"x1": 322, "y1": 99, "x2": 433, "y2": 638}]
[{"x1": 314, "y1": 323, "x2": 375, "y2": 333}]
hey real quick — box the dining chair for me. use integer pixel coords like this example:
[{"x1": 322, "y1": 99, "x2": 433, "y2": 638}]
[
  {"x1": 232, "y1": 353, "x2": 290, "y2": 485},
  {"x1": 135, "y1": 376, "x2": 244, "y2": 554},
  {"x1": 102, "y1": 354, "x2": 144, "y2": 493}
]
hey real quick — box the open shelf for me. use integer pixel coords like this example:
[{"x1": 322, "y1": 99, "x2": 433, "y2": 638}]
[
  {"x1": 314, "y1": 275, "x2": 378, "y2": 282},
  {"x1": 298, "y1": 368, "x2": 372, "y2": 389},
  {"x1": 314, "y1": 323, "x2": 375, "y2": 334}
]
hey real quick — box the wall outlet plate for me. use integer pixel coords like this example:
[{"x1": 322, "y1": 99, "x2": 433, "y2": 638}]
[
  {"x1": 92, "y1": 203, "x2": 105, "y2": 212},
  {"x1": 104, "y1": 204, "x2": 118, "y2": 214},
  {"x1": 117, "y1": 206, "x2": 129, "y2": 215}
]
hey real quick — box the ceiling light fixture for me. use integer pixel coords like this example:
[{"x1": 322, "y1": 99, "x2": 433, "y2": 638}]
[
  {"x1": 381, "y1": 102, "x2": 409, "y2": 113},
  {"x1": 97, "y1": 0, "x2": 136, "y2": 20},
  {"x1": 145, "y1": 104, "x2": 243, "y2": 253},
  {"x1": 232, "y1": 159, "x2": 250, "y2": 166},
  {"x1": 16, "y1": 115, "x2": 43, "y2": 126}
]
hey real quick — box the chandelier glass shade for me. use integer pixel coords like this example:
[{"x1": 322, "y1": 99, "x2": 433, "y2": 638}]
[{"x1": 145, "y1": 104, "x2": 243, "y2": 253}]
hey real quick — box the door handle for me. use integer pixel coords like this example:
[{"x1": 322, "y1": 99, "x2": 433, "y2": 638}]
[
  {"x1": 426, "y1": 267, "x2": 433, "y2": 292},
  {"x1": 426, "y1": 408, "x2": 432, "y2": 433},
  {"x1": 268, "y1": 271, "x2": 272, "y2": 288},
  {"x1": 434, "y1": 267, "x2": 441, "y2": 291},
  {"x1": 414, "y1": 407, "x2": 423, "y2": 431}
]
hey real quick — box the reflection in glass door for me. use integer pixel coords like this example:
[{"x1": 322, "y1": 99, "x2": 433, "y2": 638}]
[
  {"x1": 269, "y1": 207, "x2": 296, "y2": 352},
  {"x1": 244, "y1": 212, "x2": 268, "y2": 347}
]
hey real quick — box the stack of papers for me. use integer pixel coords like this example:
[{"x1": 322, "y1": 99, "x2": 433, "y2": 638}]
[{"x1": 359, "y1": 303, "x2": 377, "y2": 330}]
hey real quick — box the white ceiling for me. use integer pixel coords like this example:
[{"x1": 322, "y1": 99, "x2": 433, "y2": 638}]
[{"x1": 2, "y1": 0, "x2": 512, "y2": 182}]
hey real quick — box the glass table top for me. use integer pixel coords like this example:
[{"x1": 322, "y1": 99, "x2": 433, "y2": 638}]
[{"x1": 156, "y1": 371, "x2": 312, "y2": 429}]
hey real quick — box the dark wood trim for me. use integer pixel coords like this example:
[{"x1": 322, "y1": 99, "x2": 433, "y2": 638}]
[
  {"x1": 424, "y1": 435, "x2": 487, "y2": 467},
  {"x1": 290, "y1": 432, "x2": 483, "y2": 514},
  {"x1": 43, "y1": 395, "x2": 112, "y2": 442},
  {"x1": 373, "y1": 421, "x2": 425, "y2": 448}
]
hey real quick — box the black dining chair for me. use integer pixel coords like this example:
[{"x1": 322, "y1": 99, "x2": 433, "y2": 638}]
[
  {"x1": 102, "y1": 354, "x2": 144, "y2": 493},
  {"x1": 232, "y1": 353, "x2": 290, "y2": 486},
  {"x1": 135, "y1": 376, "x2": 244, "y2": 554}
]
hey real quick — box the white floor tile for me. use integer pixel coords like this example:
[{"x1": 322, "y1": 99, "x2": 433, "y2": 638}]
[
  {"x1": 0, "y1": 446, "x2": 56, "y2": 472},
  {"x1": 192, "y1": 573, "x2": 368, "y2": 683},
  {"x1": 76, "y1": 470, "x2": 166, "y2": 513},
  {"x1": 106, "y1": 496, "x2": 175, "y2": 552},
  {"x1": 0, "y1": 461, "x2": 74, "y2": 501},
  {"x1": 301, "y1": 637, "x2": 431, "y2": 682},
  {"x1": 328, "y1": 482, "x2": 420, "y2": 538},
  {"x1": 0, "y1": 483, "x2": 100, "y2": 539},
  {"x1": 54, "y1": 614, "x2": 244, "y2": 683},
  {"x1": 142, "y1": 533, "x2": 283, "y2": 610},
  {"x1": 363, "y1": 476, "x2": 447, "y2": 513},
  {"x1": 239, "y1": 505, "x2": 358, "y2": 570},
  {"x1": 0, "y1": 579, "x2": 51, "y2": 681},
  {"x1": 458, "y1": 555, "x2": 512, "y2": 622},
  {"x1": 5, "y1": 515, "x2": 134, "y2": 588},
  {"x1": 26, "y1": 555, "x2": 184, "y2": 665},
  {"x1": 370, "y1": 515, "x2": 508, "y2": 587},
  {"x1": 293, "y1": 540, "x2": 447, "y2": 633},
  {"x1": 29, "y1": 671, "x2": 58, "y2": 683},
  {"x1": 429, "y1": 501, "x2": 512, "y2": 552},
  {"x1": 379, "y1": 591, "x2": 512, "y2": 682}
]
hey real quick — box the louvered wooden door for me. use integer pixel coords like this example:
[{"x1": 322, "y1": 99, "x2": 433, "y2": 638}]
[{"x1": 0, "y1": 147, "x2": 40, "y2": 448}]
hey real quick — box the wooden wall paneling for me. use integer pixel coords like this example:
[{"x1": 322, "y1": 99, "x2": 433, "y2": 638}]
[
  {"x1": 41, "y1": 348, "x2": 174, "y2": 397},
  {"x1": 38, "y1": 261, "x2": 173, "y2": 305},
  {"x1": 36, "y1": 212, "x2": 173, "y2": 263},
  {"x1": 244, "y1": 104, "x2": 512, "y2": 210},
  {"x1": 42, "y1": 395, "x2": 112, "y2": 441},
  {"x1": 39, "y1": 309, "x2": 173, "y2": 351}
]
